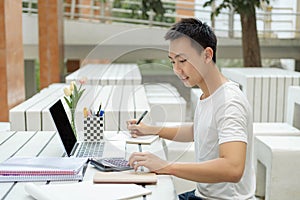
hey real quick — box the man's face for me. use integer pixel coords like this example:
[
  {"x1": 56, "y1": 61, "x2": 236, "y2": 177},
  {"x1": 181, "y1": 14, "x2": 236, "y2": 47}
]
[{"x1": 168, "y1": 37, "x2": 206, "y2": 88}]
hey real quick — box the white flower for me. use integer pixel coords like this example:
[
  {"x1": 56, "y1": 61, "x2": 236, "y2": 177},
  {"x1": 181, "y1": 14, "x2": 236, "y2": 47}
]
[
  {"x1": 64, "y1": 87, "x2": 72, "y2": 96},
  {"x1": 70, "y1": 81, "x2": 76, "y2": 92}
]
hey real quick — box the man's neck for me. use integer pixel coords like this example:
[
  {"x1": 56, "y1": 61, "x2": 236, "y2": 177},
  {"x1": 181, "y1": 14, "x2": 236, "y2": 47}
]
[{"x1": 198, "y1": 64, "x2": 228, "y2": 100}]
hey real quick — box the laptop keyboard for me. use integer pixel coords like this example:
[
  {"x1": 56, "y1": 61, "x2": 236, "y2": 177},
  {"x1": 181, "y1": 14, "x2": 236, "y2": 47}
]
[{"x1": 76, "y1": 142, "x2": 105, "y2": 157}]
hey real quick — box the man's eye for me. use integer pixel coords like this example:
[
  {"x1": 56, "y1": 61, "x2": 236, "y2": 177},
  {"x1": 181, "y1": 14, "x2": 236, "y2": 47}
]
[
  {"x1": 170, "y1": 61, "x2": 175, "y2": 64},
  {"x1": 179, "y1": 59, "x2": 187, "y2": 63}
]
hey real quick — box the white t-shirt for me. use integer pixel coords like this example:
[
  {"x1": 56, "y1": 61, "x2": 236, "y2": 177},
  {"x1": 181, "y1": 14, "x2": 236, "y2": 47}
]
[{"x1": 193, "y1": 81, "x2": 256, "y2": 200}]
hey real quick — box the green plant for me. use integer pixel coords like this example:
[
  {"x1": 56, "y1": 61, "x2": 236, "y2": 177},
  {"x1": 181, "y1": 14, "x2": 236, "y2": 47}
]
[
  {"x1": 204, "y1": 0, "x2": 270, "y2": 67},
  {"x1": 63, "y1": 79, "x2": 86, "y2": 137}
]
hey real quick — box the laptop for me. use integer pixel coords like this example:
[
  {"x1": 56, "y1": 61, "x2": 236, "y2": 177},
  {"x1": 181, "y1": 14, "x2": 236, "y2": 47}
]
[{"x1": 49, "y1": 99, "x2": 105, "y2": 158}]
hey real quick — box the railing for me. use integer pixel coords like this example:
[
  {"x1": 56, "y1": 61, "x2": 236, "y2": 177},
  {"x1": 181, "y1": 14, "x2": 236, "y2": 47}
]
[{"x1": 22, "y1": 0, "x2": 300, "y2": 39}]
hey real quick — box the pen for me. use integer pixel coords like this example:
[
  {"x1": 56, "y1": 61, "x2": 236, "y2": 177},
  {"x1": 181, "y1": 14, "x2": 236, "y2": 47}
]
[
  {"x1": 99, "y1": 110, "x2": 105, "y2": 117},
  {"x1": 96, "y1": 103, "x2": 102, "y2": 117},
  {"x1": 136, "y1": 111, "x2": 148, "y2": 125}
]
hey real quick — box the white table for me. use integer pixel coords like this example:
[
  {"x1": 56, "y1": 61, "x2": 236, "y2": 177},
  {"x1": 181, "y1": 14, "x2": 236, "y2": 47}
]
[
  {"x1": 144, "y1": 83, "x2": 180, "y2": 97},
  {"x1": 0, "y1": 131, "x2": 177, "y2": 200},
  {"x1": 65, "y1": 64, "x2": 142, "y2": 85},
  {"x1": 147, "y1": 96, "x2": 186, "y2": 124},
  {"x1": 9, "y1": 84, "x2": 150, "y2": 132},
  {"x1": 10, "y1": 82, "x2": 190, "y2": 133},
  {"x1": 144, "y1": 83, "x2": 186, "y2": 124},
  {"x1": 286, "y1": 86, "x2": 300, "y2": 126},
  {"x1": 9, "y1": 84, "x2": 65, "y2": 131},
  {"x1": 221, "y1": 68, "x2": 300, "y2": 123},
  {"x1": 253, "y1": 122, "x2": 300, "y2": 136}
]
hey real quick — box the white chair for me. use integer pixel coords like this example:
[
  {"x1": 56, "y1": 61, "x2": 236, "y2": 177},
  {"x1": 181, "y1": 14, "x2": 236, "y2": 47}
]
[
  {"x1": 254, "y1": 136, "x2": 300, "y2": 200},
  {"x1": 253, "y1": 86, "x2": 300, "y2": 199}
]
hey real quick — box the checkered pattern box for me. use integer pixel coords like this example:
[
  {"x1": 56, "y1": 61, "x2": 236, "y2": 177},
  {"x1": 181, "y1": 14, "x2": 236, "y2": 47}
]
[{"x1": 83, "y1": 116, "x2": 104, "y2": 142}]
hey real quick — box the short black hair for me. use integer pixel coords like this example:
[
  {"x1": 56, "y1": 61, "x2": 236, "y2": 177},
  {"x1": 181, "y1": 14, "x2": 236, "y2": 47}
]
[{"x1": 164, "y1": 18, "x2": 217, "y2": 63}]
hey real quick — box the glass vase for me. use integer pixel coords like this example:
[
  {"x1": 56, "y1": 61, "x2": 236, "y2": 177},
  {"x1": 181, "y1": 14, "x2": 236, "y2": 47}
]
[{"x1": 70, "y1": 108, "x2": 77, "y2": 138}]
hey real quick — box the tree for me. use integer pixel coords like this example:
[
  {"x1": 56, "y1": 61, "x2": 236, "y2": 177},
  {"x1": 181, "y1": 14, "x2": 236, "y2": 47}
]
[
  {"x1": 113, "y1": 0, "x2": 174, "y2": 24},
  {"x1": 204, "y1": 0, "x2": 270, "y2": 67},
  {"x1": 142, "y1": 0, "x2": 165, "y2": 21}
]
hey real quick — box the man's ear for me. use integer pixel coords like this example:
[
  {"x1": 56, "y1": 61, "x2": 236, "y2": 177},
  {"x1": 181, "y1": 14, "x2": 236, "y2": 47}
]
[{"x1": 204, "y1": 47, "x2": 213, "y2": 63}]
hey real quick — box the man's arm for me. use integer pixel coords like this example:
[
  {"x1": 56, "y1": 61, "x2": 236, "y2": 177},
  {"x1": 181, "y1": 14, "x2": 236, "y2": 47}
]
[
  {"x1": 156, "y1": 123, "x2": 194, "y2": 142},
  {"x1": 161, "y1": 141, "x2": 247, "y2": 183}
]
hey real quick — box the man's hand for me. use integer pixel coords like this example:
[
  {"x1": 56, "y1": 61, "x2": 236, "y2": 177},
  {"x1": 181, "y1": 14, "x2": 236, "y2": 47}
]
[
  {"x1": 128, "y1": 152, "x2": 170, "y2": 174},
  {"x1": 127, "y1": 120, "x2": 159, "y2": 137}
]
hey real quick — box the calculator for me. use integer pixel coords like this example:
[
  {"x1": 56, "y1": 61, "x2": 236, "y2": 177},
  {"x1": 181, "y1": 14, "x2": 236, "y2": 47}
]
[{"x1": 90, "y1": 157, "x2": 133, "y2": 172}]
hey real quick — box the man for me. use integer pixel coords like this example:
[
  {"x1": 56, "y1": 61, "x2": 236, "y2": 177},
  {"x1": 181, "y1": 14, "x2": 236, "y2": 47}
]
[{"x1": 127, "y1": 18, "x2": 255, "y2": 200}]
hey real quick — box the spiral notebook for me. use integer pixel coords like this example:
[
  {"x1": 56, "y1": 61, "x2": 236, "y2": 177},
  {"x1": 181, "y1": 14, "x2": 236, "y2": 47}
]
[{"x1": 0, "y1": 157, "x2": 87, "y2": 182}]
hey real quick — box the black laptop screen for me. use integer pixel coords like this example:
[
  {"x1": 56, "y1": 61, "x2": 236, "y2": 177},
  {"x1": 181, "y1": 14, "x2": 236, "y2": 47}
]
[{"x1": 49, "y1": 99, "x2": 77, "y2": 156}]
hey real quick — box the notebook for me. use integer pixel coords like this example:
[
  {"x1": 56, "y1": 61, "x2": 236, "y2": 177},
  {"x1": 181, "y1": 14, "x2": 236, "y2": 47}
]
[
  {"x1": 25, "y1": 182, "x2": 152, "y2": 200},
  {"x1": 106, "y1": 131, "x2": 159, "y2": 145},
  {"x1": 49, "y1": 99, "x2": 105, "y2": 158},
  {"x1": 93, "y1": 171, "x2": 157, "y2": 184},
  {"x1": 125, "y1": 135, "x2": 159, "y2": 144},
  {"x1": 0, "y1": 157, "x2": 87, "y2": 182}
]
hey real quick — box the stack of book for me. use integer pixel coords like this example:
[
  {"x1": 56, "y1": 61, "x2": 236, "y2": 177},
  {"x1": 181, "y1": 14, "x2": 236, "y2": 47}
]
[{"x1": 0, "y1": 157, "x2": 88, "y2": 182}]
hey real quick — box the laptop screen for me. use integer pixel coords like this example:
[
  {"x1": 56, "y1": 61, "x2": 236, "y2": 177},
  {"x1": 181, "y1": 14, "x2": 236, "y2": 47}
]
[{"x1": 49, "y1": 99, "x2": 77, "y2": 157}]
